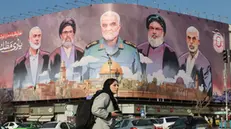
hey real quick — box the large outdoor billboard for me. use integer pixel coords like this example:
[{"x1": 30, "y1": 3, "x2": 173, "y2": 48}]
[{"x1": 0, "y1": 4, "x2": 229, "y2": 102}]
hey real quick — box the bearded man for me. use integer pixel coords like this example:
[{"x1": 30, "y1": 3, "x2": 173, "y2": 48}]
[
  {"x1": 49, "y1": 18, "x2": 84, "y2": 81},
  {"x1": 83, "y1": 10, "x2": 141, "y2": 79},
  {"x1": 138, "y1": 14, "x2": 179, "y2": 79},
  {"x1": 178, "y1": 26, "x2": 212, "y2": 95},
  {"x1": 13, "y1": 26, "x2": 50, "y2": 88}
]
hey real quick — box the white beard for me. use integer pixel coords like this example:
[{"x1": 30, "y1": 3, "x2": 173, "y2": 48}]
[
  {"x1": 148, "y1": 36, "x2": 164, "y2": 47},
  {"x1": 102, "y1": 31, "x2": 119, "y2": 41},
  {"x1": 29, "y1": 42, "x2": 41, "y2": 50},
  {"x1": 188, "y1": 44, "x2": 198, "y2": 53},
  {"x1": 62, "y1": 41, "x2": 73, "y2": 48}
]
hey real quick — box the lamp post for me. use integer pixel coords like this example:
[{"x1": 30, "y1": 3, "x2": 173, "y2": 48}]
[
  {"x1": 222, "y1": 31, "x2": 229, "y2": 121},
  {"x1": 222, "y1": 48, "x2": 228, "y2": 121},
  {"x1": 223, "y1": 65, "x2": 228, "y2": 121},
  {"x1": 225, "y1": 49, "x2": 230, "y2": 122}
]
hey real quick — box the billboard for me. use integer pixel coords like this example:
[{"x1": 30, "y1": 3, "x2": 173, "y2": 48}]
[{"x1": 0, "y1": 4, "x2": 229, "y2": 101}]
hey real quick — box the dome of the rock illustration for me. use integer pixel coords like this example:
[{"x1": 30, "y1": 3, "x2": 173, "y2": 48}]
[{"x1": 99, "y1": 59, "x2": 123, "y2": 75}]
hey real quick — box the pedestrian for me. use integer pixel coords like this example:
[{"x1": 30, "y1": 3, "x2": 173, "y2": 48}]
[{"x1": 91, "y1": 78, "x2": 122, "y2": 129}]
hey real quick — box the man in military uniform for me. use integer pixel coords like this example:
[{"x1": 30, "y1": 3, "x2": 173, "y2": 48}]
[{"x1": 83, "y1": 10, "x2": 141, "y2": 79}]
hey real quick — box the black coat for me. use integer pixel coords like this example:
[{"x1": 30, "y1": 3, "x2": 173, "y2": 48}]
[
  {"x1": 49, "y1": 46, "x2": 84, "y2": 81},
  {"x1": 13, "y1": 49, "x2": 49, "y2": 88},
  {"x1": 138, "y1": 42, "x2": 179, "y2": 78}
]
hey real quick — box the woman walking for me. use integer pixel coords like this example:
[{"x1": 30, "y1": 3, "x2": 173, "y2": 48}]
[{"x1": 91, "y1": 78, "x2": 121, "y2": 129}]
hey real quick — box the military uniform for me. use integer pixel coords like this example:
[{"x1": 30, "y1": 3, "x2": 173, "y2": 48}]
[{"x1": 83, "y1": 37, "x2": 141, "y2": 79}]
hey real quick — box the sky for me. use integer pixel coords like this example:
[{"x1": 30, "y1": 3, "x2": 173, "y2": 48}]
[{"x1": 0, "y1": 0, "x2": 230, "y2": 24}]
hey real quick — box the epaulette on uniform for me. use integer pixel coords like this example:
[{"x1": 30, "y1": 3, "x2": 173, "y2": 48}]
[
  {"x1": 86, "y1": 40, "x2": 99, "y2": 49},
  {"x1": 123, "y1": 40, "x2": 136, "y2": 48}
]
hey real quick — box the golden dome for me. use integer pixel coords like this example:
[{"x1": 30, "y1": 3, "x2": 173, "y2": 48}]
[{"x1": 99, "y1": 59, "x2": 123, "y2": 75}]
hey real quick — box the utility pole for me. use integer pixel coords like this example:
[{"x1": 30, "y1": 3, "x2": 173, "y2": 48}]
[{"x1": 222, "y1": 49, "x2": 229, "y2": 121}]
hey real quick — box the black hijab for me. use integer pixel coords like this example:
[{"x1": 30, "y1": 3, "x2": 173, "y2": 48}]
[{"x1": 92, "y1": 78, "x2": 120, "y2": 110}]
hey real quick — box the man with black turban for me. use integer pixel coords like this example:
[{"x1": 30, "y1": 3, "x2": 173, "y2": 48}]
[
  {"x1": 49, "y1": 18, "x2": 83, "y2": 81},
  {"x1": 138, "y1": 14, "x2": 179, "y2": 79}
]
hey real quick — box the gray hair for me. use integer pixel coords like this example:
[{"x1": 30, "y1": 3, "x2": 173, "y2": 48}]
[
  {"x1": 100, "y1": 11, "x2": 120, "y2": 25},
  {"x1": 186, "y1": 26, "x2": 199, "y2": 39},
  {"x1": 29, "y1": 26, "x2": 41, "y2": 37}
]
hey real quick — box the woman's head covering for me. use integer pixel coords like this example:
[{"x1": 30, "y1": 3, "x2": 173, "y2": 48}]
[
  {"x1": 102, "y1": 78, "x2": 117, "y2": 94},
  {"x1": 93, "y1": 78, "x2": 120, "y2": 110}
]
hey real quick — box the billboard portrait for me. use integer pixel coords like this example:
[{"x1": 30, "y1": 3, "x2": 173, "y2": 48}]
[{"x1": 0, "y1": 4, "x2": 229, "y2": 101}]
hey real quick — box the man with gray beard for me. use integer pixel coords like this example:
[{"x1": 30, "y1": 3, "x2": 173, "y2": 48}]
[
  {"x1": 138, "y1": 14, "x2": 179, "y2": 79},
  {"x1": 83, "y1": 11, "x2": 141, "y2": 79},
  {"x1": 13, "y1": 26, "x2": 50, "y2": 89},
  {"x1": 178, "y1": 26, "x2": 212, "y2": 96},
  {"x1": 49, "y1": 18, "x2": 84, "y2": 81}
]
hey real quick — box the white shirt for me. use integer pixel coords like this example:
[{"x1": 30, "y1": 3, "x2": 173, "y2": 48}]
[
  {"x1": 29, "y1": 50, "x2": 39, "y2": 85},
  {"x1": 186, "y1": 50, "x2": 199, "y2": 76},
  {"x1": 63, "y1": 47, "x2": 72, "y2": 59}
]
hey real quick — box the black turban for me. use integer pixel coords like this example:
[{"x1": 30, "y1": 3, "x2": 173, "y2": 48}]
[
  {"x1": 146, "y1": 14, "x2": 166, "y2": 35},
  {"x1": 59, "y1": 18, "x2": 76, "y2": 36}
]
